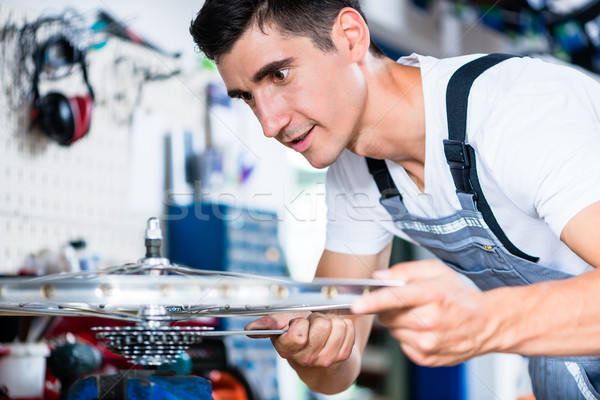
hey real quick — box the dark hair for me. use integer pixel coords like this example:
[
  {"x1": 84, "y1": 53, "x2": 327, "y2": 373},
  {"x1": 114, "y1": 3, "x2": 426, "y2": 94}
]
[{"x1": 190, "y1": 0, "x2": 385, "y2": 62}]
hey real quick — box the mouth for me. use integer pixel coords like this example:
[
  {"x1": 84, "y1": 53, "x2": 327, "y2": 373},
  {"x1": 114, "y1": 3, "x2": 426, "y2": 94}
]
[
  {"x1": 289, "y1": 126, "x2": 314, "y2": 152},
  {"x1": 290, "y1": 127, "x2": 313, "y2": 144}
]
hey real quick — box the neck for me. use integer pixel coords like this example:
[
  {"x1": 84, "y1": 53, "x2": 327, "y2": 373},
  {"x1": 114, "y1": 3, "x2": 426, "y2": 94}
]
[{"x1": 348, "y1": 56, "x2": 425, "y2": 165}]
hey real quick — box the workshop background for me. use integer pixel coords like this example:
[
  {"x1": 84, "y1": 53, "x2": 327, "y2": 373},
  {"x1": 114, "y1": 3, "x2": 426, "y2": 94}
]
[{"x1": 1, "y1": 0, "x2": 599, "y2": 399}]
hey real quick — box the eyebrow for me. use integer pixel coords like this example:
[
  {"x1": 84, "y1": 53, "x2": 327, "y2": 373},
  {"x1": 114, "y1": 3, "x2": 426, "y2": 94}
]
[
  {"x1": 253, "y1": 57, "x2": 295, "y2": 83},
  {"x1": 227, "y1": 88, "x2": 246, "y2": 99},
  {"x1": 227, "y1": 57, "x2": 295, "y2": 98}
]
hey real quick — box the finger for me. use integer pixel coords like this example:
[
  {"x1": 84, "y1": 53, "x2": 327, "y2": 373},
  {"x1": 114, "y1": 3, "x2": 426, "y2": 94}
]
[
  {"x1": 246, "y1": 312, "x2": 310, "y2": 338},
  {"x1": 387, "y1": 327, "x2": 438, "y2": 365},
  {"x1": 305, "y1": 313, "x2": 334, "y2": 349},
  {"x1": 319, "y1": 317, "x2": 355, "y2": 366},
  {"x1": 339, "y1": 318, "x2": 356, "y2": 359},
  {"x1": 351, "y1": 281, "x2": 437, "y2": 315},
  {"x1": 399, "y1": 334, "x2": 458, "y2": 367},
  {"x1": 245, "y1": 311, "x2": 310, "y2": 330},
  {"x1": 373, "y1": 259, "x2": 451, "y2": 283},
  {"x1": 245, "y1": 315, "x2": 284, "y2": 337},
  {"x1": 378, "y1": 303, "x2": 442, "y2": 331},
  {"x1": 400, "y1": 340, "x2": 429, "y2": 366},
  {"x1": 273, "y1": 317, "x2": 310, "y2": 357},
  {"x1": 392, "y1": 325, "x2": 463, "y2": 367},
  {"x1": 245, "y1": 315, "x2": 278, "y2": 332},
  {"x1": 290, "y1": 314, "x2": 333, "y2": 365}
]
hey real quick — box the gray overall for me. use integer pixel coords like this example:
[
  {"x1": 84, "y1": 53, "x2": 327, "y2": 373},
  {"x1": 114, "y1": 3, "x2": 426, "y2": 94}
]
[{"x1": 366, "y1": 54, "x2": 600, "y2": 399}]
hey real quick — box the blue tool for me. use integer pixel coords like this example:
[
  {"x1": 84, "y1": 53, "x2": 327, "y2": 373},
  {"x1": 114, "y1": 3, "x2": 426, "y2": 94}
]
[{"x1": 67, "y1": 370, "x2": 213, "y2": 400}]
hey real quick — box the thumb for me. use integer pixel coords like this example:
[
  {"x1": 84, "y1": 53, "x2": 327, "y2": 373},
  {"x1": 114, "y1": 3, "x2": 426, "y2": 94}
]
[
  {"x1": 245, "y1": 311, "x2": 311, "y2": 330},
  {"x1": 245, "y1": 315, "x2": 281, "y2": 330}
]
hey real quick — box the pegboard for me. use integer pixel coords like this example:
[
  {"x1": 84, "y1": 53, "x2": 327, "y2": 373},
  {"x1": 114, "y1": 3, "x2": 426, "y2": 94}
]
[{"x1": 0, "y1": 3, "x2": 205, "y2": 273}]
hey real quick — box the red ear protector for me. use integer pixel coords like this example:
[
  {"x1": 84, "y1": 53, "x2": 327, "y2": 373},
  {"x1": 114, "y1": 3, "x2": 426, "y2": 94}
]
[{"x1": 32, "y1": 35, "x2": 95, "y2": 146}]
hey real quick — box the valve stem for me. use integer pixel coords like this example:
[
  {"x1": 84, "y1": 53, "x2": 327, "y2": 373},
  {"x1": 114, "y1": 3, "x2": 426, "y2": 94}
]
[{"x1": 144, "y1": 217, "x2": 163, "y2": 259}]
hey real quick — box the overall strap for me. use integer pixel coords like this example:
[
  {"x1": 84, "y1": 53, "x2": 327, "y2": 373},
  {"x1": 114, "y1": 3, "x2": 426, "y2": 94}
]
[
  {"x1": 365, "y1": 157, "x2": 402, "y2": 201},
  {"x1": 444, "y1": 53, "x2": 539, "y2": 262}
]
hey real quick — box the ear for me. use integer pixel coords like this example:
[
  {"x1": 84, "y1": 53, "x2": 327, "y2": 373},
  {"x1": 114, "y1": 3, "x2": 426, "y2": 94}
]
[{"x1": 332, "y1": 7, "x2": 371, "y2": 63}]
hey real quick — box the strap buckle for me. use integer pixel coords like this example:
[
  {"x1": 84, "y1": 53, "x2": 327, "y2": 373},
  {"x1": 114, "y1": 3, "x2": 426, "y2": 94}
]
[
  {"x1": 443, "y1": 139, "x2": 470, "y2": 168},
  {"x1": 443, "y1": 139, "x2": 477, "y2": 199}
]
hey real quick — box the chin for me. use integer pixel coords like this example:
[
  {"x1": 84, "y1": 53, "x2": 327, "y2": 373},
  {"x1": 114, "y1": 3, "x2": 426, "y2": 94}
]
[
  {"x1": 309, "y1": 162, "x2": 330, "y2": 170},
  {"x1": 304, "y1": 153, "x2": 338, "y2": 170}
]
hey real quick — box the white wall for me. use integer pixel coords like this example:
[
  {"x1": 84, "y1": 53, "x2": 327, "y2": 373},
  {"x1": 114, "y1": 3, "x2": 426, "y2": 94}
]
[
  {"x1": 0, "y1": 0, "x2": 298, "y2": 272},
  {"x1": 5, "y1": 0, "x2": 204, "y2": 67}
]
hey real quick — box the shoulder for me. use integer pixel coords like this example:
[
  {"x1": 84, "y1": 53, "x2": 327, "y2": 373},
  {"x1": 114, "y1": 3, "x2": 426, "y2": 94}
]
[
  {"x1": 467, "y1": 55, "x2": 600, "y2": 150},
  {"x1": 469, "y1": 56, "x2": 600, "y2": 151},
  {"x1": 399, "y1": 53, "x2": 486, "y2": 69},
  {"x1": 470, "y1": 56, "x2": 600, "y2": 109},
  {"x1": 468, "y1": 56, "x2": 600, "y2": 236}
]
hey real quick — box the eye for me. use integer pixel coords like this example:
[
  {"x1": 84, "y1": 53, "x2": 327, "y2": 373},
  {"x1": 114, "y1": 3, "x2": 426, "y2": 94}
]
[
  {"x1": 272, "y1": 68, "x2": 289, "y2": 82},
  {"x1": 240, "y1": 92, "x2": 253, "y2": 102}
]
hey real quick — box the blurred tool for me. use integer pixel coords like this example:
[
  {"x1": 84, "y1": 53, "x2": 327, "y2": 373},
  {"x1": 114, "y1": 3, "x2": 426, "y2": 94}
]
[
  {"x1": 31, "y1": 34, "x2": 95, "y2": 146},
  {"x1": 48, "y1": 340, "x2": 102, "y2": 400},
  {"x1": 69, "y1": 240, "x2": 96, "y2": 271},
  {"x1": 19, "y1": 242, "x2": 81, "y2": 276},
  {"x1": 94, "y1": 10, "x2": 181, "y2": 58},
  {"x1": 67, "y1": 370, "x2": 212, "y2": 400}
]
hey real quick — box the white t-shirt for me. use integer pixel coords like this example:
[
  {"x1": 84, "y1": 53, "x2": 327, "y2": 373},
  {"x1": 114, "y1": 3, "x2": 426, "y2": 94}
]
[{"x1": 325, "y1": 54, "x2": 600, "y2": 276}]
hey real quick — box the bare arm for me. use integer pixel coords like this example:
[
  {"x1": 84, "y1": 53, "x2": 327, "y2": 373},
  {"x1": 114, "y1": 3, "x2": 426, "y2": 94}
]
[
  {"x1": 247, "y1": 243, "x2": 392, "y2": 394},
  {"x1": 485, "y1": 199, "x2": 600, "y2": 356},
  {"x1": 352, "y1": 201, "x2": 600, "y2": 365}
]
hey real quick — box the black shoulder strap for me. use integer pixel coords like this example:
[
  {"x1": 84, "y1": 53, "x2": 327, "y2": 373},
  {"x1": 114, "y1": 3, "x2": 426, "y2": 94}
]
[
  {"x1": 444, "y1": 53, "x2": 538, "y2": 262},
  {"x1": 444, "y1": 54, "x2": 515, "y2": 195},
  {"x1": 446, "y1": 53, "x2": 514, "y2": 144},
  {"x1": 365, "y1": 157, "x2": 402, "y2": 201}
]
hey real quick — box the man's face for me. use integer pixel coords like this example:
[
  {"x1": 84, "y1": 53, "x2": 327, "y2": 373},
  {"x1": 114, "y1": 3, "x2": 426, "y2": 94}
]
[{"x1": 218, "y1": 23, "x2": 367, "y2": 169}]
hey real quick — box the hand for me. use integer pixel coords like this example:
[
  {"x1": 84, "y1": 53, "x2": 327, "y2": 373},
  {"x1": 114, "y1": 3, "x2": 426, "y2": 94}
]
[
  {"x1": 351, "y1": 259, "x2": 492, "y2": 366},
  {"x1": 246, "y1": 311, "x2": 356, "y2": 368}
]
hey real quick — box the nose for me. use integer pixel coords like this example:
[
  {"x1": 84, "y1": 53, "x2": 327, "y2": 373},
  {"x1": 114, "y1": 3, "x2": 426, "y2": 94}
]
[{"x1": 254, "y1": 92, "x2": 290, "y2": 139}]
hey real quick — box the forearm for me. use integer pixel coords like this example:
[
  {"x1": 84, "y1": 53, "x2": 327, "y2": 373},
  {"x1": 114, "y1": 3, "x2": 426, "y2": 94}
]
[
  {"x1": 483, "y1": 268, "x2": 600, "y2": 356},
  {"x1": 285, "y1": 247, "x2": 390, "y2": 393},
  {"x1": 289, "y1": 343, "x2": 363, "y2": 394},
  {"x1": 289, "y1": 312, "x2": 374, "y2": 394}
]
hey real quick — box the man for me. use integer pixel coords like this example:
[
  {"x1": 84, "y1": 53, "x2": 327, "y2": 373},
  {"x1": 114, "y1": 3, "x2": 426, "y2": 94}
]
[{"x1": 190, "y1": 0, "x2": 600, "y2": 397}]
